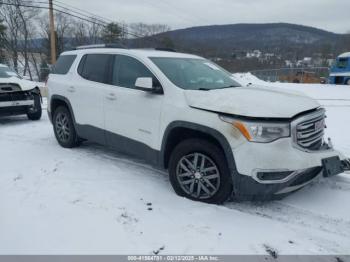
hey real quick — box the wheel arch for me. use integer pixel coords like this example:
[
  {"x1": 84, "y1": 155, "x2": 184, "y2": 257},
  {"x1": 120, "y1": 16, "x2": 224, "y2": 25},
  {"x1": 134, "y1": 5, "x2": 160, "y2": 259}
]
[
  {"x1": 50, "y1": 95, "x2": 76, "y2": 125},
  {"x1": 160, "y1": 121, "x2": 238, "y2": 178}
]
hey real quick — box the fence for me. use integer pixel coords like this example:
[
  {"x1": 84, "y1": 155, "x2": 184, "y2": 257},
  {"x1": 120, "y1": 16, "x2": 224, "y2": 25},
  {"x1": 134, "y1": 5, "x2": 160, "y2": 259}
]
[{"x1": 250, "y1": 67, "x2": 330, "y2": 83}]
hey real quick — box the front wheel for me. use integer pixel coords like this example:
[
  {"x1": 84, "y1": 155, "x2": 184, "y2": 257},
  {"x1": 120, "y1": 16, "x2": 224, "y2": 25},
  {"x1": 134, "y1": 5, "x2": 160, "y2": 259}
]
[
  {"x1": 346, "y1": 79, "x2": 350, "y2": 85},
  {"x1": 168, "y1": 139, "x2": 233, "y2": 204}
]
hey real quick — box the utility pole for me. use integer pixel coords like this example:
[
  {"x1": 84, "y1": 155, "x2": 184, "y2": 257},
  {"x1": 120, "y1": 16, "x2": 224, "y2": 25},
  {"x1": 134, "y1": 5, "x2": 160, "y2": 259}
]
[{"x1": 49, "y1": 0, "x2": 56, "y2": 64}]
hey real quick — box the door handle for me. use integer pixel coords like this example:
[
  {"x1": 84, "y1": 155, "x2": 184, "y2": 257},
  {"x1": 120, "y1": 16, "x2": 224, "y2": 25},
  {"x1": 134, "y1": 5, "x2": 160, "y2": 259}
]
[
  {"x1": 106, "y1": 93, "x2": 116, "y2": 101},
  {"x1": 67, "y1": 86, "x2": 75, "y2": 93}
]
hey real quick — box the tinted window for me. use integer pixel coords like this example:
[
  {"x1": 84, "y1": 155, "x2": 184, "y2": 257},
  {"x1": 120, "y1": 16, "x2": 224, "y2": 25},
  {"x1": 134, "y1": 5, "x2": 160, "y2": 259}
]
[
  {"x1": 78, "y1": 54, "x2": 111, "y2": 83},
  {"x1": 52, "y1": 55, "x2": 76, "y2": 75},
  {"x1": 112, "y1": 55, "x2": 160, "y2": 88}
]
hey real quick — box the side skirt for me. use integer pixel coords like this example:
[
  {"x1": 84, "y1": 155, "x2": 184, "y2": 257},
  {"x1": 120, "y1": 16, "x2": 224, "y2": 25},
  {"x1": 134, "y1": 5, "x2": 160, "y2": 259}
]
[{"x1": 76, "y1": 124, "x2": 161, "y2": 167}]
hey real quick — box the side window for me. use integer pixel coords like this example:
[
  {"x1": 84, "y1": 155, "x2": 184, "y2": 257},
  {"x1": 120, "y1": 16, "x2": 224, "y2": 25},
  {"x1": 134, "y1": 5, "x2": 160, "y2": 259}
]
[
  {"x1": 78, "y1": 54, "x2": 111, "y2": 84},
  {"x1": 112, "y1": 55, "x2": 161, "y2": 89},
  {"x1": 52, "y1": 55, "x2": 77, "y2": 75}
]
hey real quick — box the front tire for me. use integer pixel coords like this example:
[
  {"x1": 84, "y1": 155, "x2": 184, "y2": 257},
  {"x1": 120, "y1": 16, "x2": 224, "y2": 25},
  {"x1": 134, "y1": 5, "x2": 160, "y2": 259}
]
[
  {"x1": 346, "y1": 79, "x2": 350, "y2": 85},
  {"x1": 53, "y1": 106, "x2": 80, "y2": 148},
  {"x1": 169, "y1": 139, "x2": 233, "y2": 204},
  {"x1": 27, "y1": 93, "x2": 42, "y2": 120}
]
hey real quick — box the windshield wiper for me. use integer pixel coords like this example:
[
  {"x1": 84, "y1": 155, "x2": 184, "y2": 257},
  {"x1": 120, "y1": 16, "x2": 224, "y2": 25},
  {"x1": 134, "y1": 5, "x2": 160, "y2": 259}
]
[{"x1": 197, "y1": 88, "x2": 211, "y2": 91}]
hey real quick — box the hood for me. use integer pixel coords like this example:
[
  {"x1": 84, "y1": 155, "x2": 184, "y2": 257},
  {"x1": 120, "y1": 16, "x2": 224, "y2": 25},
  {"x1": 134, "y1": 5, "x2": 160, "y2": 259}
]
[
  {"x1": 184, "y1": 85, "x2": 320, "y2": 119},
  {"x1": 0, "y1": 76, "x2": 37, "y2": 92}
]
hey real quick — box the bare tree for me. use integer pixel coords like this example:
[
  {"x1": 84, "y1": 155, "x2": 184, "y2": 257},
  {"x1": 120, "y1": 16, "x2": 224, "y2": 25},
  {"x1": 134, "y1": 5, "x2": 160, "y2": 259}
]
[
  {"x1": 1, "y1": 0, "x2": 40, "y2": 78},
  {"x1": 72, "y1": 21, "x2": 88, "y2": 46},
  {"x1": 0, "y1": 19, "x2": 7, "y2": 63},
  {"x1": 55, "y1": 12, "x2": 74, "y2": 54},
  {"x1": 0, "y1": 0, "x2": 22, "y2": 71},
  {"x1": 87, "y1": 17, "x2": 104, "y2": 44}
]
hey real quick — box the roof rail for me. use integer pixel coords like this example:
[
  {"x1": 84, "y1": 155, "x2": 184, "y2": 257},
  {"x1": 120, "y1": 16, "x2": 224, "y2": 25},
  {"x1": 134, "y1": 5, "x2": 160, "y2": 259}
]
[
  {"x1": 75, "y1": 43, "x2": 126, "y2": 50},
  {"x1": 134, "y1": 47, "x2": 177, "y2": 52},
  {"x1": 154, "y1": 47, "x2": 177, "y2": 52}
]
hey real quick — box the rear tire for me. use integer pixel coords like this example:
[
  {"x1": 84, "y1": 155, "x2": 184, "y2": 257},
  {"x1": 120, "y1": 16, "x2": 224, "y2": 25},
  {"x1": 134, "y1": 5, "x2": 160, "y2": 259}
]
[
  {"x1": 169, "y1": 139, "x2": 233, "y2": 204},
  {"x1": 27, "y1": 93, "x2": 42, "y2": 120},
  {"x1": 53, "y1": 106, "x2": 80, "y2": 148}
]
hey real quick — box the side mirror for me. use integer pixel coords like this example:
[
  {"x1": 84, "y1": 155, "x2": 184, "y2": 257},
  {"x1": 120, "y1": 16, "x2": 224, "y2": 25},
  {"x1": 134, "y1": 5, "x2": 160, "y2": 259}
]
[{"x1": 135, "y1": 77, "x2": 153, "y2": 91}]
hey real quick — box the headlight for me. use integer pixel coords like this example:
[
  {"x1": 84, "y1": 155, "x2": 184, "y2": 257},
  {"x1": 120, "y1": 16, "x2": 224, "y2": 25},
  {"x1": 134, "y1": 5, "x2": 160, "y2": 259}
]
[{"x1": 219, "y1": 115, "x2": 290, "y2": 143}]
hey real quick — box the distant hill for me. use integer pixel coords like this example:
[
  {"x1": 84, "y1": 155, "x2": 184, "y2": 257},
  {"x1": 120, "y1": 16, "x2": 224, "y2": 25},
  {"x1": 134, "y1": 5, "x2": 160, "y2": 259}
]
[
  {"x1": 146, "y1": 23, "x2": 346, "y2": 58},
  {"x1": 160, "y1": 23, "x2": 340, "y2": 44},
  {"x1": 27, "y1": 23, "x2": 349, "y2": 72}
]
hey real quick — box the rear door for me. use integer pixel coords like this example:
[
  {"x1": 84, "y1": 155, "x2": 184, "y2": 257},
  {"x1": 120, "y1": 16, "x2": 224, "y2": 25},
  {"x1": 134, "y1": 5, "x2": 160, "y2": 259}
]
[
  {"x1": 71, "y1": 53, "x2": 113, "y2": 144},
  {"x1": 104, "y1": 54, "x2": 164, "y2": 161},
  {"x1": 48, "y1": 54, "x2": 77, "y2": 113}
]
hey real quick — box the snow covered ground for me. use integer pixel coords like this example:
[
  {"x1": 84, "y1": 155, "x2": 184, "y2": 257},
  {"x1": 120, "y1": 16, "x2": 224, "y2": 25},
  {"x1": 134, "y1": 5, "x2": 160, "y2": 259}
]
[{"x1": 1, "y1": 81, "x2": 350, "y2": 256}]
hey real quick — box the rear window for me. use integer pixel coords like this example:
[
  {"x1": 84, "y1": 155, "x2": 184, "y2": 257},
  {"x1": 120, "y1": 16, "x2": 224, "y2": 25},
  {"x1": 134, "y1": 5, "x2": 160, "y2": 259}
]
[
  {"x1": 52, "y1": 55, "x2": 77, "y2": 74},
  {"x1": 78, "y1": 54, "x2": 111, "y2": 84}
]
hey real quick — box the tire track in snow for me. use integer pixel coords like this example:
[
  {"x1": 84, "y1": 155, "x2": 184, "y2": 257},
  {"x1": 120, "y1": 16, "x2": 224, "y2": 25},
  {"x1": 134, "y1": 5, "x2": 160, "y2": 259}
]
[{"x1": 225, "y1": 201, "x2": 350, "y2": 238}]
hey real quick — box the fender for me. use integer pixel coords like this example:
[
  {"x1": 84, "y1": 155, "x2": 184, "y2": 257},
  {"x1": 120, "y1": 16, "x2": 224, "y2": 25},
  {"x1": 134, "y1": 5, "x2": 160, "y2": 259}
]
[
  {"x1": 50, "y1": 95, "x2": 77, "y2": 125},
  {"x1": 160, "y1": 121, "x2": 238, "y2": 179},
  {"x1": 30, "y1": 87, "x2": 42, "y2": 102}
]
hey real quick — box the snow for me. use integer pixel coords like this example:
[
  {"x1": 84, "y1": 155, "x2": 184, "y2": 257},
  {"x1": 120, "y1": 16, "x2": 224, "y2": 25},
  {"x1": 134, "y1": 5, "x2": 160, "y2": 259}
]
[{"x1": 1, "y1": 80, "x2": 350, "y2": 255}]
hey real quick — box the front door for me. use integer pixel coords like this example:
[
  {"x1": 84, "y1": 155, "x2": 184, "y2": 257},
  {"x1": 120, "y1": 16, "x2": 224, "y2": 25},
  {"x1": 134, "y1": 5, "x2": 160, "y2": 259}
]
[{"x1": 104, "y1": 54, "x2": 164, "y2": 163}]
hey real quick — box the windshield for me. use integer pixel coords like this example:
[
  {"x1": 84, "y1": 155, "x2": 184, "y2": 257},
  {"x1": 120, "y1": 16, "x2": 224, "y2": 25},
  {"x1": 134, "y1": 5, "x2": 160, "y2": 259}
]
[
  {"x1": 336, "y1": 58, "x2": 349, "y2": 69},
  {"x1": 150, "y1": 57, "x2": 240, "y2": 90},
  {"x1": 0, "y1": 66, "x2": 21, "y2": 79}
]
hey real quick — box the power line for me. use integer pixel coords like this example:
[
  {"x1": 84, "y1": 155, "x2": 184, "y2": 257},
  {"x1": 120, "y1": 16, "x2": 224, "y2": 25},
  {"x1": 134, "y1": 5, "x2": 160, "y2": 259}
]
[
  {"x1": 1, "y1": 1, "x2": 165, "y2": 45},
  {"x1": 54, "y1": 0, "x2": 113, "y2": 23},
  {"x1": 19, "y1": 0, "x2": 111, "y2": 25},
  {"x1": 1, "y1": 2, "x2": 110, "y2": 28},
  {"x1": 17, "y1": 0, "x2": 112, "y2": 24}
]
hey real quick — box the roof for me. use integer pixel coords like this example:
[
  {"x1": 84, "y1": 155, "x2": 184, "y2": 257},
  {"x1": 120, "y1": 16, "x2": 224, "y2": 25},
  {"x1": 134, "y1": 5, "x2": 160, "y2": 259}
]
[
  {"x1": 60, "y1": 48, "x2": 202, "y2": 60},
  {"x1": 339, "y1": 52, "x2": 350, "y2": 58}
]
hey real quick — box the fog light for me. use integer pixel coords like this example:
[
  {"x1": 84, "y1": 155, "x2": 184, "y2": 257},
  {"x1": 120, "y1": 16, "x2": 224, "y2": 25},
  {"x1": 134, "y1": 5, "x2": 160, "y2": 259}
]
[{"x1": 257, "y1": 171, "x2": 294, "y2": 181}]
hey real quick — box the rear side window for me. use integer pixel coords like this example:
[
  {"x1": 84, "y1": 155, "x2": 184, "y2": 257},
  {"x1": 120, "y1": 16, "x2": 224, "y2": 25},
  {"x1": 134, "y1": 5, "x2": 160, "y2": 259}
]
[
  {"x1": 52, "y1": 55, "x2": 77, "y2": 74},
  {"x1": 112, "y1": 55, "x2": 160, "y2": 89},
  {"x1": 78, "y1": 54, "x2": 111, "y2": 84}
]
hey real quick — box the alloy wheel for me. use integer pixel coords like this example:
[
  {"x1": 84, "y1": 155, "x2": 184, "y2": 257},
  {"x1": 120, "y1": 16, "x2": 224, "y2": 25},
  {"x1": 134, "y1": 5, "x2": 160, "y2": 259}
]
[
  {"x1": 55, "y1": 112, "x2": 70, "y2": 142},
  {"x1": 176, "y1": 153, "x2": 220, "y2": 199}
]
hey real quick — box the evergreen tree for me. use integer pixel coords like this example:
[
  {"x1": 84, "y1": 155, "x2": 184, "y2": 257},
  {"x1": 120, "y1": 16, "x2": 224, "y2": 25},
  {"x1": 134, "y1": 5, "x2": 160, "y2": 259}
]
[{"x1": 102, "y1": 23, "x2": 122, "y2": 44}]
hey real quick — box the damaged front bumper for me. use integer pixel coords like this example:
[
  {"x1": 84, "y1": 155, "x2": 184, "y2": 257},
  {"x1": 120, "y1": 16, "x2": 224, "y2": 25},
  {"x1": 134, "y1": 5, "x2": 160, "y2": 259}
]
[
  {"x1": 0, "y1": 90, "x2": 36, "y2": 116},
  {"x1": 233, "y1": 154, "x2": 350, "y2": 201}
]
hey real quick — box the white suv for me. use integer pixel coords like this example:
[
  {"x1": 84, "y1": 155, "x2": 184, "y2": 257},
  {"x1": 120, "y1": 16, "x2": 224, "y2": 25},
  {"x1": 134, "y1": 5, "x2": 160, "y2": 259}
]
[{"x1": 47, "y1": 46, "x2": 349, "y2": 203}]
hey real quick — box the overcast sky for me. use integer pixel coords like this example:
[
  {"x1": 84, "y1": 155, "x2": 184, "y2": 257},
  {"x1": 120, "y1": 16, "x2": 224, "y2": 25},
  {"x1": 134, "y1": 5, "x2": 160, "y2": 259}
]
[{"x1": 66, "y1": 0, "x2": 350, "y2": 33}]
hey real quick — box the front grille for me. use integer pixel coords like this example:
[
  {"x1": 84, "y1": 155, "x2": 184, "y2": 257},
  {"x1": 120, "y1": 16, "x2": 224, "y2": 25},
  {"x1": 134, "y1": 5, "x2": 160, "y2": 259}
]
[{"x1": 293, "y1": 109, "x2": 326, "y2": 151}]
